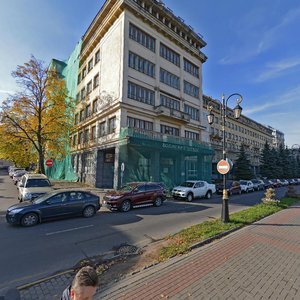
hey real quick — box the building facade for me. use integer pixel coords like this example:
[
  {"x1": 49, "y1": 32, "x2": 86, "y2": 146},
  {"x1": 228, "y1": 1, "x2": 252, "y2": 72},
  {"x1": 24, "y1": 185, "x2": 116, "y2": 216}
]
[
  {"x1": 203, "y1": 95, "x2": 275, "y2": 178},
  {"x1": 70, "y1": 0, "x2": 213, "y2": 189}
]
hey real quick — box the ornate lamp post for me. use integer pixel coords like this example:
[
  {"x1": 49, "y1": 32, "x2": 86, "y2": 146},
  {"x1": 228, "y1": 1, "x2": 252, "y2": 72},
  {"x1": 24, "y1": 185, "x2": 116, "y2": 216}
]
[{"x1": 207, "y1": 93, "x2": 243, "y2": 223}]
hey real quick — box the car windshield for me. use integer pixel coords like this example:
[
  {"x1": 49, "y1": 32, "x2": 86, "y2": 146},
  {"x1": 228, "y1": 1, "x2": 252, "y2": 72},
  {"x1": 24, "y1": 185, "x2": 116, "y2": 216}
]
[
  {"x1": 26, "y1": 179, "x2": 50, "y2": 187},
  {"x1": 119, "y1": 184, "x2": 136, "y2": 192},
  {"x1": 179, "y1": 182, "x2": 195, "y2": 187}
]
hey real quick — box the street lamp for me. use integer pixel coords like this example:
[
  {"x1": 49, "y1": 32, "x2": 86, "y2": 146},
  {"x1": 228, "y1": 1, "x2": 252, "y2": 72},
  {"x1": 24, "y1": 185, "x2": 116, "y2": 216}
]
[{"x1": 207, "y1": 93, "x2": 243, "y2": 223}]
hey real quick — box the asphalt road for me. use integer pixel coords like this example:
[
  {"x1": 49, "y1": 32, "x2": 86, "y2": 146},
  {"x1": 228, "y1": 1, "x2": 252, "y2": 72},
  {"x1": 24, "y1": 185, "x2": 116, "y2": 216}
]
[{"x1": 0, "y1": 169, "x2": 297, "y2": 293}]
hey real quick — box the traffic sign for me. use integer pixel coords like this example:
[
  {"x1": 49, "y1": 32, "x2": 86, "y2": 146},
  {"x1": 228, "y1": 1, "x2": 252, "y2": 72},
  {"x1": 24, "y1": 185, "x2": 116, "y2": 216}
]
[
  {"x1": 217, "y1": 159, "x2": 230, "y2": 175},
  {"x1": 45, "y1": 159, "x2": 54, "y2": 167}
]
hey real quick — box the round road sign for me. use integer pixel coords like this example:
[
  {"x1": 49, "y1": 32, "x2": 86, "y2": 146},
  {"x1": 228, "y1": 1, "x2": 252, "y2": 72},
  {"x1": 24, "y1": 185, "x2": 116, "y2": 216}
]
[
  {"x1": 217, "y1": 159, "x2": 230, "y2": 175},
  {"x1": 45, "y1": 159, "x2": 54, "y2": 167}
]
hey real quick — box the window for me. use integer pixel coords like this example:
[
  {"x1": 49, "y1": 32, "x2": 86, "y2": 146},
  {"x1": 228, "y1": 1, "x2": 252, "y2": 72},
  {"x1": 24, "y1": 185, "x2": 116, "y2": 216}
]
[
  {"x1": 128, "y1": 51, "x2": 155, "y2": 77},
  {"x1": 85, "y1": 105, "x2": 91, "y2": 118},
  {"x1": 82, "y1": 67, "x2": 87, "y2": 78},
  {"x1": 87, "y1": 81, "x2": 92, "y2": 94},
  {"x1": 79, "y1": 110, "x2": 84, "y2": 122},
  {"x1": 79, "y1": 132, "x2": 83, "y2": 144},
  {"x1": 185, "y1": 130, "x2": 199, "y2": 140},
  {"x1": 128, "y1": 81, "x2": 155, "y2": 105},
  {"x1": 98, "y1": 121, "x2": 106, "y2": 137},
  {"x1": 160, "y1": 124, "x2": 179, "y2": 136},
  {"x1": 108, "y1": 117, "x2": 116, "y2": 134},
  {"x1": 93, "y1": 73, "x2": 99, "y2": 89},
  {"x1": 77, "y1": 73, "x2": 81, "y2": 85},
  {"x1": 84, "y1": 129, "x2": 89, "y2": 143},
  {"x1": 127, "y1": 117, "x2": 153, "y2": 131},
  {"x1": 91, "y1": 126, "x2": 96, "y2": 141},
  {"x1": 160, "y1": 43, "x2": 180, "y2": 66},
  {"x1": 80, "y1": 88, "x2": 86, "y2": 101},
  {"x1": 183, "y1": 58, "x2": 199, "y2": 77},
  {"x1": 76, "y1": 93, "x2": 80, "y2": 102},
  {"x1": 88, "y1": 59, "x2": 93, "y2": 72},
  {"x1": 72, "y1": 135, "x2": 77, "y2": 146},
  {"x1": 160, "y1": 94, "x2": 180, "y2": 110},
  {"x1": 184, "y1": 104, "x2": 199, "y2": 121},
  {"x1": 92, "y1": 99, "x2": 98, "y2": 114},
  {"x1": 95, "y1": 50, "x2": 100, "y2": 64},
  {"x1": 74, "y1": 114, "x2": 79, "y2": 125},
  {"x1": 129, "y1": 23, "x2": 155, "y2": 52},
  {"x1": 184, "y1": 81, "x2": 199, "y2": 98},
  {"x1": 160, "y1": 68, "x2": 180, "y2": 90}
]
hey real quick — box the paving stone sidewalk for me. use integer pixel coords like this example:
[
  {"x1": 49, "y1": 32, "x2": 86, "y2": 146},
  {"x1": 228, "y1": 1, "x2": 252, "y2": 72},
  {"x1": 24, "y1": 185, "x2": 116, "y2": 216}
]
[{"x1": 18, "y1": 203, "x2": 300, "y2": 300}]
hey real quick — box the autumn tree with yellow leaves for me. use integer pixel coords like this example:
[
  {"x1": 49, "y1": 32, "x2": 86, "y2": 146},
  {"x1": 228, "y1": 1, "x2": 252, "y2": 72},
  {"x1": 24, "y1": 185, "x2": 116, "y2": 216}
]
[{"x1": 0, "y1": 56, "x2": 74, "y2": 174}]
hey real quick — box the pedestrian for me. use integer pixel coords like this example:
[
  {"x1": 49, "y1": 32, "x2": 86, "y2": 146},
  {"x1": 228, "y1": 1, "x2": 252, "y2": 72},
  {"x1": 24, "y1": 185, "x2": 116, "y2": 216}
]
[{"x1": 61, "y1": 266, "x2": 99, "y2": 300}]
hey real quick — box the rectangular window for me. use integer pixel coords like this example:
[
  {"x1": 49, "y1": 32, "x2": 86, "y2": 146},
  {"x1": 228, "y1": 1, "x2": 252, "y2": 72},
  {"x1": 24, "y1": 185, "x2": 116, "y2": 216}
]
[
  {"x1": 92, "y1": 99, "x2": 98, "y2": 114},
  {"x1": 88, "y1": 59, "x2": 93, "y2": 72},
  {"x1": 108, "y1": 117, "x2": 116, "y2": 134},
  {"x1": 93, "y1": 73, "x2": 99, "y2": 89},
  {"x1": 128, "y1": 51, "x2": 155, "y2": 77},
  {"x1": 74, "y1": 114, "x2": 79, "y2": 125},
  {"x1": 78, "y1": 132, "x2": 83, "y2": 144},
  {"x1": 80, "y1": 88, "x2": 86, "y2": 101},
  {"x1": 87, "y1": 80, "x2": 92, "y2": 94},
  {"x1": 129, "y1": 23, "x2": 156, "y2": 52},
  {"x1": 98, "y1": 121, "x2": 106, "y2": 137},
  {"x1": 160, "y1": 68, "x2": 180, "y2": 90},
  {"x1": 91, "y1": 126, "x2": 96, "y2": 141},
  {"x1": 76, "y1": 93, "x2": 80, "y2": 102},
  {"x1": 72, "y1": 134, "x2": 77, "y2": 146},
  {"x1": 183, "y1": 58, "x2": 199, "y2": 78},
  {"x1": 160, "y1": 43, "x2": 180, "y2": 67},
  {"x1": 77, "y1": 74, "x2": 81, "y2": 85},
  {"x1": 85, "y1": 105, "x2": 91, "y2": 118},
  {"x1": 184, "y1": 104, "x2": 199, "y2": 121},
  {"x1": 185, "y1": 130, "x2": 199, "y2": 140},
  {"x1": 79, "y1": 110, "x2": 84, "y2": 122},
  {"x1": 160, "y1": 124, "x2": 179, "y2": 136},
  {"x1": 95, "y1": 50, "x2": 100, "y2": 64},
  {"x1": 127, "y1": 81, "x2": 155, "y2": 105},
  {"x1": 82, "y1": 67, "x2": 87, "y2": 78},
  {"x1": 127, "y1": 117, "x2": 153, "y2": 131},
  {"x1": 160, "y1": 94, "x2": 180, "y2": 110},
  {"x1": 84, "y1": 129, "x2": 89, "y2": 143},
  {"x1": 184, "y1": 81, "x2": 199, "y2": 98}
]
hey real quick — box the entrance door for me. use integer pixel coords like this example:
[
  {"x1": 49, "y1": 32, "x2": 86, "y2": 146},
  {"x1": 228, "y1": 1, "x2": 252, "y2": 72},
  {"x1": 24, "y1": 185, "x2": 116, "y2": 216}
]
[{"x1": 185, "y1": 156, "x2": 198, "y2": 180}]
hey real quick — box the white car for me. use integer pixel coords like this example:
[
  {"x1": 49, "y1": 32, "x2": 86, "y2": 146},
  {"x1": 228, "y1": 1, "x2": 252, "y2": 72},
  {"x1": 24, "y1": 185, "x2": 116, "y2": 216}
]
[
  {"x1": 239, "y1": 180, "x2": 255, "y2": 193},
  {"x1": 172, "y1": 180, "x2": 216, "y2": 201},
  {"x1": 18, "y1": 173, "x2": 53, "y2": 202}
]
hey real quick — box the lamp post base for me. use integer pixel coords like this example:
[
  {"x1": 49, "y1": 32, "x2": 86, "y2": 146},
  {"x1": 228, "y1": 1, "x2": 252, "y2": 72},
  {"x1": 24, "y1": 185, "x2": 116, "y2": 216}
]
[{"x1": 222, "y1": 189, "x2": 230, "y2": 223}]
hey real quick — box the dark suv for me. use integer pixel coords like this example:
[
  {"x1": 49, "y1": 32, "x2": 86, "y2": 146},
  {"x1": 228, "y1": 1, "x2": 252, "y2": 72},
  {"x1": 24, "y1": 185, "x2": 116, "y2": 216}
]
[
  {"x1": 216, "y1": 181, "x2": 241, "y2": 195},
  {"x1": 103, "y1": 182, "x2": 166, "y2": 212}
]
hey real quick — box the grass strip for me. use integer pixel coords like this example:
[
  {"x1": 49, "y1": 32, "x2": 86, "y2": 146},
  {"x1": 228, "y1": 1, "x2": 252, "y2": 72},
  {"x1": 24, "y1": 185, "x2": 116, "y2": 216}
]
[{"x1": 159, "y1": 197, "x2": 299, "y2": 261}]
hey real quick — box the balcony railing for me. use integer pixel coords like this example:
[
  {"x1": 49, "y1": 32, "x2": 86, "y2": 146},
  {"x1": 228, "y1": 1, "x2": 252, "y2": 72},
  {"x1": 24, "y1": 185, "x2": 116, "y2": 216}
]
[{"x1": 154, "y1": 105, "x2": 191, "y2": 122}]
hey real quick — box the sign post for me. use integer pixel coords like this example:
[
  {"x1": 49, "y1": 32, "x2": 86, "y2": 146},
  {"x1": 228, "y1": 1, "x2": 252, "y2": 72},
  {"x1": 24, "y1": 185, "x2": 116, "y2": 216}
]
[{"x1": 120, "y1": 163, "x2": 125, "y2": 187}]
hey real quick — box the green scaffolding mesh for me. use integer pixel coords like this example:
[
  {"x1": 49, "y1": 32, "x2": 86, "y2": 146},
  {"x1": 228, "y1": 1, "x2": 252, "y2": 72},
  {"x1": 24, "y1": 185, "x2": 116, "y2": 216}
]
[
  {"x1": 45, "y1": 40, "x2": 82, "y2": 181},
  {"x1": 118, "y1": 128, "x2": 214, "y2": 191}
]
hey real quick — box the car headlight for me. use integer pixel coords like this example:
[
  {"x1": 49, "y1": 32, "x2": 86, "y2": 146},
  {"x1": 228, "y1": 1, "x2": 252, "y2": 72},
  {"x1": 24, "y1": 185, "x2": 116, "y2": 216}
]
[
  {"x1": 10, "y1": 208, "x2": 24, "y2": 214},
  {"x1": 24, "y1": 193, "x2": 32, "y2": 200}
]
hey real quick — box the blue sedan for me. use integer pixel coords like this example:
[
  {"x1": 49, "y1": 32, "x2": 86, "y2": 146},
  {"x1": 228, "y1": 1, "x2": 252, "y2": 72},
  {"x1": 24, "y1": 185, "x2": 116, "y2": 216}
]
[{"x1": 6, "y1": 190, "x2": 101, "y2": 226}]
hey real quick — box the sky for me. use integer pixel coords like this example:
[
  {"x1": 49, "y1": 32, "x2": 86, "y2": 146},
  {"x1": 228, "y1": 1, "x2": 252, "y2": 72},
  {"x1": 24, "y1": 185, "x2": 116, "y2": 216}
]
[{"x1": 1, "y1": 0, "x2": 300, "y2": 147}]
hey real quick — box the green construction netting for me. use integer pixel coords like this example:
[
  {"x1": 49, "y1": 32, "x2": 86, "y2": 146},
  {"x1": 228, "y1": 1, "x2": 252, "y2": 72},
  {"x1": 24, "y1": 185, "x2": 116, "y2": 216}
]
[
  {"x1": 45, "y1": 40, "x2": 82, "y2": 181},
  {"x1": 118, "y1": 128, "x2": 214, "y2": 191}
]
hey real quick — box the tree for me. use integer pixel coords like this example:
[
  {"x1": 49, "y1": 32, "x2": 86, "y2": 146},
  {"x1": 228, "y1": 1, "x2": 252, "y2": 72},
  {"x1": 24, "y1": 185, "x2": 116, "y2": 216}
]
[
  {"x1": 0, "y1": 56, "x2": 74, "y2": 174},
  {"x1": 260, "y1": 142, "x2": 273, "y2": 178},
  {"x1": 234, "y1": 143, "x2": 253, "y2": 179}
]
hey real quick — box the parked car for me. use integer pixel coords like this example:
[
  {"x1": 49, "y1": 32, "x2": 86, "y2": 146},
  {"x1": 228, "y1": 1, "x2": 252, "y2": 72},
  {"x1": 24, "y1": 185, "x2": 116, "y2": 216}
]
[
  {"x1": 262, "y1": 179, "x2": 273, "y2": 189},
  {"x1": 9, "y1": 167, "x2": 25, "y2": 178},
  {"x1": 269, "y1": 179, "x2": 280, "y2": 188},
  {"x1": 18, "y1": 173, "x2": 53, "y2": 202},
  {"x1": 103, "y1": 182, "x2": 166, "y2": 212},
  {"x1": 172, "y1": 180, "x2": 216, "y2": 201},
  {"x1": 12, "y1": 170, "x2": 28, "y2": 185},
  {"x1": 216, "y1": 181, "x2": 241, "y2": 195},
  {"x1": 6, "y1": 190, "x2": 100, "y2": 227},
  {"x1": 239, "y1": 180, "x2": 255, "y2": 193},
  {"x1": 251, "y1": 179, "x2": 265, "y2": 191}
]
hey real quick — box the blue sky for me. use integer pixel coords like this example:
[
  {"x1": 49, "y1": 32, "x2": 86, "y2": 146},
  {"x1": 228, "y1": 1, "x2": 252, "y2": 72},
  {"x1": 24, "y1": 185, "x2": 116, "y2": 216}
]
[{"x1": 1, "y1": 0, "x2": 299, "y2": 146}]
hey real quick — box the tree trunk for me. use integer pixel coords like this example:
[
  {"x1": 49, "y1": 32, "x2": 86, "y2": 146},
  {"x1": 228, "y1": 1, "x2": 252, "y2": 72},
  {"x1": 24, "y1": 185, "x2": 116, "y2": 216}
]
[{"x1": 38, "y1": 149, "x2": 45, "y2": 174}]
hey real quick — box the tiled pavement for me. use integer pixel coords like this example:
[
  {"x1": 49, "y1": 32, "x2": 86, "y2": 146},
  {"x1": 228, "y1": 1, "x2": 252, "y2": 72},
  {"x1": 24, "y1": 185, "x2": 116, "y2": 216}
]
[{"x1": 19, "y1": 203, "x2": 300, "y2": 300}]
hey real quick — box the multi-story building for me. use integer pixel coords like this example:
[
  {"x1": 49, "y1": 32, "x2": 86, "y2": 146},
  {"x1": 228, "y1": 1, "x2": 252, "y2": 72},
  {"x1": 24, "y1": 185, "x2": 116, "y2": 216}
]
[
  {"x1": 67, "y1": 0, "x2": 213, "y2": 189},
  {"x1": 267, "y1": 126, "x2": 285, "y2": 148},
  {"x1": 203, "y1": 95, "x2": 274, "y2": 178}
]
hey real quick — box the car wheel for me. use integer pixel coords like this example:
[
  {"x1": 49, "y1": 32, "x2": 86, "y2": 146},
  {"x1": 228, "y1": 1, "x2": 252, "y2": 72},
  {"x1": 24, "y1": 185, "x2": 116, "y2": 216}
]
[
  {"x1": 120, "y1": 200, "x2": 131, "y2": 212},
  {"x1": 239, "y1": 189, "x2": 242, "y2": 195},
  {"x1": 246, "y1": 188, "x2": 249, "y2": 193},
  {"x1": 21, "y1": 213, "x2": 39, "y2": 227},
  {"x1": 83, "y1": 206, "x2": 96, "y2": 218},
  {"x1": 186, "y1": 193, "x2": 193, "y2": 202},
  {"x1": 206, "y1": 191, "x2": 212, "y2": 199},
  {"x1": 153, "y1": 197, "x2": 162, "y2": 207}
]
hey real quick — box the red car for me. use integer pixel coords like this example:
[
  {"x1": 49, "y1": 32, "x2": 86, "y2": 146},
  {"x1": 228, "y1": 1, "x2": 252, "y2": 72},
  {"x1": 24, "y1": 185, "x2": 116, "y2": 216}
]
[{"x1": 103, "y1": 182, "x2": 166, "y2": 212}]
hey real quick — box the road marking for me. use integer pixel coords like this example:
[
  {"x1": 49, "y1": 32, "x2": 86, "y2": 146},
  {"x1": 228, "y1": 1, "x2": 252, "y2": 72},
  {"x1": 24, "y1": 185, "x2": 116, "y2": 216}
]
[{"x1": 46, "y1": 225, "x2": 94, "y2": 236}]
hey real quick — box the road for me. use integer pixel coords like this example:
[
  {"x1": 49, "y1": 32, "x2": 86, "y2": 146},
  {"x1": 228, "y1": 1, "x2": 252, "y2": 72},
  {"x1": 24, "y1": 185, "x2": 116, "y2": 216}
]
[{"x1": 0, "y1": 169, "x2": 296, "y2": 293}]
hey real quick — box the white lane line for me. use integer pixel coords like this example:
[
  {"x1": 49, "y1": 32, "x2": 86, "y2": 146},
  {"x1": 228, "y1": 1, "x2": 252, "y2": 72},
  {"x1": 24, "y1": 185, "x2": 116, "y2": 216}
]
[{"x1": 46, "y1": 225, "x2": 94, "y2": 236}]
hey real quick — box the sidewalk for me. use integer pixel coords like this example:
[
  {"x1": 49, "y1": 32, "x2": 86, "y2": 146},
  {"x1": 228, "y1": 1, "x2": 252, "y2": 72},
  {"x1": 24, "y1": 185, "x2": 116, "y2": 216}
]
[{"x1": 18, "y1": 202, "x2": 300, "y2": 300}]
